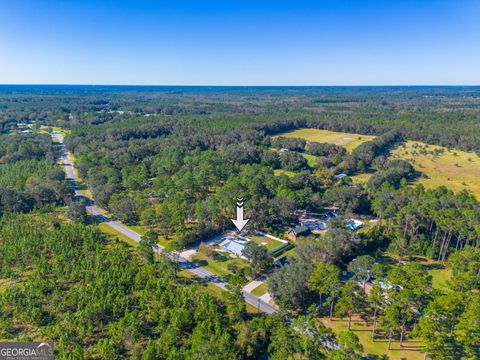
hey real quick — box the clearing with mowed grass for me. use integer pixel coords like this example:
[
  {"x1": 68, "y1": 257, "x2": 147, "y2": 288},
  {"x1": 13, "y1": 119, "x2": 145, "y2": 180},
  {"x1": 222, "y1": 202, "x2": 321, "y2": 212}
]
[
  {"x1": 275, "y1": 128, "x2": 376, "y2": 152},
  {"x1": 390, "y1": 140, "x2": 480, "y2": 198},
  {"x1": 322, "y1": 316, "x2": 424, "y2": 360}
]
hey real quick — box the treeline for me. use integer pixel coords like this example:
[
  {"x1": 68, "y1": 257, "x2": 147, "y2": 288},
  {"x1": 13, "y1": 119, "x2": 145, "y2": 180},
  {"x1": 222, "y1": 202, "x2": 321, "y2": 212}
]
[
  {"x1": 371, "y1": 184, "x2": 480, "y2": 259},
  {"x1": 4, "y1": 86, "x2": 480, "y2": 153},
  {"x1": 0, "y1": 213, "x2": 366, "y2": 359}
]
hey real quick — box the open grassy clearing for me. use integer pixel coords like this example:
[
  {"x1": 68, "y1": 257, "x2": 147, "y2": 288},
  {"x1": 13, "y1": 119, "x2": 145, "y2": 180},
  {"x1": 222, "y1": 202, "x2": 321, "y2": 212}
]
[
  {"x1": 321, "y1": 316, "x2": 424, "y2": 360},
  {"x1": 301, "y1": 153, "x2": 318, "y2": 167},
  {"x1": 377, "y1": 253, "x2": 452, "y2": 292},
  {"x1": 350, "y1": 172, "x2": 373, "y2": 184},
  {"x1": 274, "y1": 169, "x2": 295, "y2": 177},
  {"x1": 429, "y1": 267, "x2": 452, "y2": 291},
  {"x1": 391, "y1": 140, "x2": 480, "y2": 198},
  {"x1": 275, "y1": 128, "x2": 376, "y2": 153}
]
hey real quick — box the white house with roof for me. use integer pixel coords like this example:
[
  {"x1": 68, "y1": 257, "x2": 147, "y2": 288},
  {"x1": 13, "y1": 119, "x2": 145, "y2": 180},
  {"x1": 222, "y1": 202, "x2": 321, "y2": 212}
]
[{"x1": 219, "y1": 238, "x2": 249, "y2": 259}]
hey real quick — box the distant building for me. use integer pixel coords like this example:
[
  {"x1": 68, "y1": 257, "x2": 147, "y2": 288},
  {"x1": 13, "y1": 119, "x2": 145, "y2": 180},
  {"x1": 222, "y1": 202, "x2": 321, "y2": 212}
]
[
  {"x1": 302, "y1": 221, "x2": 328, "y2": 231},
  {"x1": 287, "y1": 225, "x2": 310, "y2": 241},
  {"x1": 279, "y1": 148, "x2": 290, "y2": 152},
  {"x1": 346, "y1": 219, "x2": 363, "y2": 231},
  {"x1": 335, "y1": 173, "x2": 348, "y2": 180}
]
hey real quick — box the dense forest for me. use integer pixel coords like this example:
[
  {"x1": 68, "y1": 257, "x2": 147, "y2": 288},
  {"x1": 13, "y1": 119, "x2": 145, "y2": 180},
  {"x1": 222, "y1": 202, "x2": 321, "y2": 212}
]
[
  {"x1": 0, "y1": 132, "x2": 72, "y2": 215},
  {"x1": 0, "y1": 86, "x2": 479, "y2": 359}
]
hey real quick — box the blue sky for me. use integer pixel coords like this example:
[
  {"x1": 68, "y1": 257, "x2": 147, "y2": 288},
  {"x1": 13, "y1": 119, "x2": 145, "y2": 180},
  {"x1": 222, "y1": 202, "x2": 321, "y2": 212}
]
[{"x1": 0, "y1": 0, "x2": 479, "y2": 85}]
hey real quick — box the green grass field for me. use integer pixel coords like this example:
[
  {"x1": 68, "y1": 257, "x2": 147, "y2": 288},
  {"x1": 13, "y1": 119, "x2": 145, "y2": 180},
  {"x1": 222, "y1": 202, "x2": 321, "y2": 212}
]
[
  {"x1": 377, "y1": 253, "x2": 452, "y2": 292},
  {"x1": 247, "y1": 234, "x2": 285, "y2": 251},
  {"x1": 429, "y1": 267, "x2": 452, "y2": 292},
  {"x1": 322, "y1": 316, "x2": 424, "y2": 360},
  {"x1": 274, "y1": 169, "x2": 295, "y2": 177},
  {"x1": 192, "y1": 251, "x2": 249, "y2": 277},
  {"x1": 391, "y1": 140, "x2": 480, "y2": 198},
  {"x1": 127, "y1": 225, "x2": 148, "y2": 236},
  {"x1": 275, "y1": 128, "x2": 376, "y2": 153},
  {"x1": 301, "y1": 153, "x2": 318, "y2": 167},
  {"x1": 251, "y1": 282, "x2": 268, "y2": 297},
  {"x1": 350, "y1": 172, "x2": 373, "y2": 184}
]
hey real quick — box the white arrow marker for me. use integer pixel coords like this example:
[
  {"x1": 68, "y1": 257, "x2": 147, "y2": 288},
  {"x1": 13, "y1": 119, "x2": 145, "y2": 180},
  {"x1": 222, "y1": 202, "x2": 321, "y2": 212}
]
[{"x1": 231, "y1": 198, "x2": 250, "y2": 232}]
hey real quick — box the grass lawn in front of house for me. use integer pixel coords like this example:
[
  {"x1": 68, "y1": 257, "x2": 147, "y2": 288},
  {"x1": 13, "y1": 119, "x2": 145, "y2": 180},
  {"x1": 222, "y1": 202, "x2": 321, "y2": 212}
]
[{"x1": 191, "y1": 251, "x2": 249, "y2": 278}]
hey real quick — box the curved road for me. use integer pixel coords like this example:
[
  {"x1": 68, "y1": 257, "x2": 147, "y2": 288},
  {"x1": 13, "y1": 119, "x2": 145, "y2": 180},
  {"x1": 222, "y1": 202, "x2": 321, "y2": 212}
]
[{"x1": 53, "y1": 133, "x2": 277, "y2": 314}]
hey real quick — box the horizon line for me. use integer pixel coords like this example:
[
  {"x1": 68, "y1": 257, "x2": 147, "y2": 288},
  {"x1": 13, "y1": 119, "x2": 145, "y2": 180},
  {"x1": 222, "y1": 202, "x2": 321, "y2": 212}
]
[{"x1": 1, "y1": 84, "x2": 480, "y2": 87}]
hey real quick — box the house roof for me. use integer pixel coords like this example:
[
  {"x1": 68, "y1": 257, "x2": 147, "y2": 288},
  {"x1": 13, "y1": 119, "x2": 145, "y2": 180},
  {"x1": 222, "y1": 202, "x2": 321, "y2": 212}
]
[
  {"x1": 291, "y1": 225, "x2": 309, "y2": 235},
  {"x1": 219, "y1": 239, "x2": 246, "y2": 257}
]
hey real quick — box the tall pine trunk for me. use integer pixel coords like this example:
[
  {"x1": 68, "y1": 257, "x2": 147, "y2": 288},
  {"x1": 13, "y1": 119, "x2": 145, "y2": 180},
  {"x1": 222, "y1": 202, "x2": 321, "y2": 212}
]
[
  {"x1": 371, "y1": 306, "x2": 378, "y2": 341},
  {"x1": 431, "y1": 227, "x2": 439, "y2": 258},
  {"x1": 399, "y1": 323, "x2": 405, "y2": 347},
  {"x1": 329, "y1": 299, "x2": 335, "y2": 320},
  {"x1": 388, "y1": 329, "x2": 393, "y2": 350}
]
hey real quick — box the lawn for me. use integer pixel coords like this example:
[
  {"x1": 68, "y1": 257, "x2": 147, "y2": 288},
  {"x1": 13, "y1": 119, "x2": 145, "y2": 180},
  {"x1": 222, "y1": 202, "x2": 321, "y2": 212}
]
[
  {"x1": 321, "y1": 316, "x2": 425, "y2": 360},
  {"x1": 390, "y1": 140, "x2": 480, "y2": 198},
  {"x1": 247, "y1": 234, "x2": 285, "y2": 251},
  {"x1": 275, "y1": 128, "x2": 376, "y2": 153},
  {"x1": 376, "y1": 253, "x2": 452, "y2": 292},
  {"x1": 429, "y1": 267, "x2": 452, "y2": 292},
  {"x1": 251, "y1": 282, "x2": 268, "y2": 297},
  {"x1": 127, "y1": 225, "x2": 148, "y2": 236},
  {"x1": 191, "y1": 251, "x2": 249, "y2": 277},
  {"x1": 301, "y1": 153, "x2": 318, "y2": 167},
  {"x1": 350, "y1": 172, "x2": 373, "y2": 184}
]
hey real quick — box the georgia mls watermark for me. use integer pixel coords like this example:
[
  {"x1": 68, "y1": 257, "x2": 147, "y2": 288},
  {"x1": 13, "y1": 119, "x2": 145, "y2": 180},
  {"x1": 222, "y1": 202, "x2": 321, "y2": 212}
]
[{"x1": 0, "y1": 342, "x2": 54, "y2": 360}]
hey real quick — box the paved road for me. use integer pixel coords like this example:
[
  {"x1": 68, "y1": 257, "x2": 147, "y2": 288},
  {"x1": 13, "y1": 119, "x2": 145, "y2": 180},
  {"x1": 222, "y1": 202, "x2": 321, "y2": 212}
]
[{"x1": 53, "y1": 133, "x2": 277, "y2": 314}]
